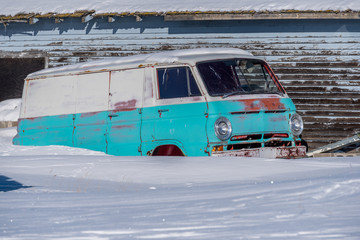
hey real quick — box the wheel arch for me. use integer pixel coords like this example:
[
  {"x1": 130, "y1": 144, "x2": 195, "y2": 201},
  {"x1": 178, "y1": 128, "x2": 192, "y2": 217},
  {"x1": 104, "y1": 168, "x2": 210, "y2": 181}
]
[{"x1": 150, "y1": 144, "x2": 185, "y2": 156}]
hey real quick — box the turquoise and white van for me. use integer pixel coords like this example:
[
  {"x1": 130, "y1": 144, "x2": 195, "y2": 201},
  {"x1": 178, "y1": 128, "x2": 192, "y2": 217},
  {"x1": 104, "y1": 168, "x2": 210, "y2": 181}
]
[{"x1": 13, "y1": 48, "x2": 306, "y2": 158}]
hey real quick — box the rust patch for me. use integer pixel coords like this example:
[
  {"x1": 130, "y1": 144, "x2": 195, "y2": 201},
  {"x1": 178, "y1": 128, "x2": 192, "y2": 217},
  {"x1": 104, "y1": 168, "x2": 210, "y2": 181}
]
[
  {"x1": 269, "y1": 115, "x2": 287, "y2": 122},
  {"x1": 113, "y1": 108, "x2": 137, "y2": 113},
  {"x1": 111, "y1": 124, "x2": 135, "y2": 129},
  {"x1": 237, "y1": 98, "x2": 286, "y2": 112},
  {"x1": 114, "y1": 99, "x2": 137, "y2": 110},
  {"x1": 26, "y1": 117, "x2": 37, "y2": 121},
  {"x1": 191, "y1": 96, "x2": 203, "y2": 101},
  {"x1": 80, "y1": 112, "x2": 100, "y2": 118}
]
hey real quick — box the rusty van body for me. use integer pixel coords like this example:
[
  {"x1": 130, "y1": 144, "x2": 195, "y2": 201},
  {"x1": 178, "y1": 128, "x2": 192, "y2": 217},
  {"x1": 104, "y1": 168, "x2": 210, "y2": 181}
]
[{"x1": 13, "y1": 48, "x2": 307, "y2": 158}]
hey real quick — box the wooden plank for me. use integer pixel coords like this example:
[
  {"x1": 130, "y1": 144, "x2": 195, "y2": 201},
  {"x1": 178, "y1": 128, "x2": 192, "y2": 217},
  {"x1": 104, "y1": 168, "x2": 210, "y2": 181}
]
[
  {"x1": 164, "y1": 12, "x2": 360, "y2": 21},
  {"x1": 297, "y1": 110, "x2": 360, "y2": 117},
  {"x1": 0, "y1": 121, "x2": 18, "y2": 128},
  {"x1": 312, "y1": 152, "x2": 360, "y2": 157}
]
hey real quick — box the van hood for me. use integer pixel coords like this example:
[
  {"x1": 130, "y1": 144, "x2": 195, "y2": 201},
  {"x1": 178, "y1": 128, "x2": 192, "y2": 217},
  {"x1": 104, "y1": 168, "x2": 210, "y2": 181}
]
[{"x1": 206, "y1": 96, "x2": 297, "y2": 142}]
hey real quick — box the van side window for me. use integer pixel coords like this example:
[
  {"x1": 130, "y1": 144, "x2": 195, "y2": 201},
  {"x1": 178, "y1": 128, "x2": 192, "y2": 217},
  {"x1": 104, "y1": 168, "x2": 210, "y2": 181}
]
[{"x1": 157, "y1": 67, "x2": 201, "y2": 99}]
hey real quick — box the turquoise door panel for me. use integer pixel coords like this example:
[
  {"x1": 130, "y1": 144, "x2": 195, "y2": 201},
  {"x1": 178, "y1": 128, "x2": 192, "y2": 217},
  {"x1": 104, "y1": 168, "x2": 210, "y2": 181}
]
[
  {"x1": 107, "y1": 109, "x2": 142, "y2": 156},
  {"x1": 141, "y1": 101, "x2": 209, "y2": 156},
  {"x1": 73, "y1": 111, "x2": 108, "y2": 153},
  {"x1": 14, "y1": 114, "x2": 74, "y2": 147}
]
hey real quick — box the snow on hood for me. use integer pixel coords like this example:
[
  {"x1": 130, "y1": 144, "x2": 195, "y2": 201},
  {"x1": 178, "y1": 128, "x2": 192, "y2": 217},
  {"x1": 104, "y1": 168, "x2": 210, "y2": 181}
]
[{"x1": 2, "y1": 0, "x2": 360, "y2": 16}]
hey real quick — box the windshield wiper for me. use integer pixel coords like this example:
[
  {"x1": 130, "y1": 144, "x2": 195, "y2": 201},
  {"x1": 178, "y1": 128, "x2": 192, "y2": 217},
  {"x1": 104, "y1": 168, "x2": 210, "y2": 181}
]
[
  {"x1": 222, "y1": 89, "x2": 248, "y2": 99},
  {"x1": 265, "y1": 89, "x2": 284, "y2": 97},
  {"x1": 222, "y1": 89, "x2": 284, "y2": 99}
]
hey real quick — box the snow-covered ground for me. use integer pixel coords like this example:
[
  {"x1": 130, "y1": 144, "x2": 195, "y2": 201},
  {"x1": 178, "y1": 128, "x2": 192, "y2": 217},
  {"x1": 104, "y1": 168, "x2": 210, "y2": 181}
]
[
  {"x1": 2, "y1": 0, "x2": 360, "y2": 16},
  {"x1": 1, "y1": 128, "x2": 360, "y2": 239},
  {"x1": 1, "y1": 98, "x2": 360, "y2": 239},
  {"x1": 0, "y1": 99, "x2": 20, "y2": 122}
]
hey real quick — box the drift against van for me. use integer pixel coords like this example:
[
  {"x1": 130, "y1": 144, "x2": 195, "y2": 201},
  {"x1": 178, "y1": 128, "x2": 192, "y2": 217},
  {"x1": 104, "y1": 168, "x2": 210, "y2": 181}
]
[{"x1": 13, "y1": 48, "x2": 307, "y2": 158}]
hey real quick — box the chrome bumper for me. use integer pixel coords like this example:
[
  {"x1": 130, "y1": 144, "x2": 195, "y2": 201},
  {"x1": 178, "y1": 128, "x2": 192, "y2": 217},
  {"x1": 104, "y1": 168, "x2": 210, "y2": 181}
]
[{"x1": 211, "y1": 146, "x2": 307, "y2": 158}]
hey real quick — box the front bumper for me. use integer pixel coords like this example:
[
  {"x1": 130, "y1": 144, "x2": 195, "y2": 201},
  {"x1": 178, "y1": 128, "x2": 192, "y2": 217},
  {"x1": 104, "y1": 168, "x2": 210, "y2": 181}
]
[{"x1": 211, "y1": 146, "x2": 307, "y2": 158}]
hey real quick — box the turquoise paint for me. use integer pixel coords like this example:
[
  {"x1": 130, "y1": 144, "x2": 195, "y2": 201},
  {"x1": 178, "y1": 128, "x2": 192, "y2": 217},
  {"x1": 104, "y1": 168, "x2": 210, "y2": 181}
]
[
  {"x1": 141, "y1": 101, "x2": 209, "y2": 156},
  {"x1": 13, "y1": 114, "x2": 74, "y2": 147},
  {"x1": 74, "y1": 111, "x2": 108, "y2": 153},
  {"x1": 107, "y1": 109, "x2": 142, "y2": 156},
  {"x1": 206, "y1": 97, "x2": 298, "y2": 146},
  {"x1": 13, "y1": 97, "x2": 298, "y2": 156},
  {"x1": 14, "y1": 109, "x2": 142, "y2": 156}
]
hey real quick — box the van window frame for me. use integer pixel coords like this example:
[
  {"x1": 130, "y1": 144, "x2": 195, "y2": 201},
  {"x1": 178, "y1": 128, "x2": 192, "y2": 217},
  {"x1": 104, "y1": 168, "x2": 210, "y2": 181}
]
[
  {"x1": 196, "y1": 58, "x2": 285, "y2": 98},
  {"x1": 155, "y1": 65, "x2": 202, "y2": 100}
]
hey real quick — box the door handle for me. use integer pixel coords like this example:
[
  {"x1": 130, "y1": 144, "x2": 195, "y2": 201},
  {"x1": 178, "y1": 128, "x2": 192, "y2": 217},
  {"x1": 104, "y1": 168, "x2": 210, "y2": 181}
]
[
  {"x1": 108, "y1": 113, "x2": 119, "y2": 118},
  {"x1": 158, "y1": 109, "x2": 169, "y2": 113}
]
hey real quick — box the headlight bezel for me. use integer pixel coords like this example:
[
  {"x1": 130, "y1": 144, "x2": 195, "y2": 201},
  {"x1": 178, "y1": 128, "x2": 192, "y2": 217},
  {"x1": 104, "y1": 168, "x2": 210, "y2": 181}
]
[
  {"x1": 214, "y1": 117, "x2": 232, "y2": 141},
  {"x1": 290, "y1": 113, "x2": 304, "y2": 137}
]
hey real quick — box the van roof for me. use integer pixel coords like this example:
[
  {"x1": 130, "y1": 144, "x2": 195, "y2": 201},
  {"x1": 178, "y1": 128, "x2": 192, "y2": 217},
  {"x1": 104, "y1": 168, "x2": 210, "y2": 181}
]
[{"x1": 28, "y1": 48, "x2": 256, "y2": 79}]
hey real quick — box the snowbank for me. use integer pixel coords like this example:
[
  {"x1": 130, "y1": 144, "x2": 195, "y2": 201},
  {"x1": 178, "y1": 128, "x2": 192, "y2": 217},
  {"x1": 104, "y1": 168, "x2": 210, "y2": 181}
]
[
  {"x1": 0, "y1": 99, "x2": 21, "y2": 122},
  {"x1": 2, "y1": 0, "x2": 360, "y2": 16},
  {"x1": 1, "y1": 127, "x2": 360, "y2": 239}
]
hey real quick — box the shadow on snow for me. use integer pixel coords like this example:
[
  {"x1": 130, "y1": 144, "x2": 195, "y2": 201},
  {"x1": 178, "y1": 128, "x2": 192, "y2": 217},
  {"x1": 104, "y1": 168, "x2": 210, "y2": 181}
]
[{"x1": 0, "y1": 175, "x2": 31, "y2": 192}]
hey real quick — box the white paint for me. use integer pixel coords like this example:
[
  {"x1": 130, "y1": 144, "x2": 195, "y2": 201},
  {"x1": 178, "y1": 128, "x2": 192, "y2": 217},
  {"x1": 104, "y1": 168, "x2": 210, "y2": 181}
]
[
  {"x1": 75, "y1": 72, "x2": 109, "y2": 114},
  {"x1": 1, "y1": 0, "x2": 359, "y2": 16},
  {"x1": 22, "y1": 68, "x2": 144, "y2": 117},
  {"x1": 20, "y1": 48, "x2": 257, "y2": 118},
  {"x1": 109, "y1": 69, "x2": 144, "y2": 110},
  {"x1": 23, "y1": 76, "x2": 76, "y2": 118},
  {"x1": 143, "y1": 68, "x2": 155, "y2": 108}
]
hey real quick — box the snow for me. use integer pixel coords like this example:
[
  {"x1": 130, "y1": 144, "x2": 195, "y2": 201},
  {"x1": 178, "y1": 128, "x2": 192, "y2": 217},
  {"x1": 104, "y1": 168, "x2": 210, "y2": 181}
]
[
  {"x1": 0, "y1": 99, "x2": 20, "y2": 122},
  {"x1": 1, "y1": 100, "x2": 360, "y2": 239},
  {"x1": 1, "y1": 0, "x2": 360, "y2": 16}
]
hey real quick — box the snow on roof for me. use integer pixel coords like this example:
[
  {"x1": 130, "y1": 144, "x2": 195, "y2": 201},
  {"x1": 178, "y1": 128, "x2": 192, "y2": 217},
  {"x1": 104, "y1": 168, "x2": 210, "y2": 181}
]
[
  {"x1": 2, "y1": 0, "x2": 360, "y2": 16},
  {"x1": 28, "y1": 48, "x2": 254, "y2": 79}
]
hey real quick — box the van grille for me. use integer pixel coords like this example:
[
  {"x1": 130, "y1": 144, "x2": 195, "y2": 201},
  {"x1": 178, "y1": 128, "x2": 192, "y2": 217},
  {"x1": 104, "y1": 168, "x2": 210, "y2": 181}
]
[
  {"x1": 231, "y1": 133, "x2": 289, "y2": 142},
  {"x1": 230, "y1": 110, "x2": 286, "y2": 115}
]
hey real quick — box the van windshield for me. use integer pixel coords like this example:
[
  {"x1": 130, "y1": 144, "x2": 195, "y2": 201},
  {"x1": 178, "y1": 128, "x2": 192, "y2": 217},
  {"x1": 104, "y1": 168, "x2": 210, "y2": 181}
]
[{"x1": 197, "y1": 59, "x2": 284, "y2": 98}]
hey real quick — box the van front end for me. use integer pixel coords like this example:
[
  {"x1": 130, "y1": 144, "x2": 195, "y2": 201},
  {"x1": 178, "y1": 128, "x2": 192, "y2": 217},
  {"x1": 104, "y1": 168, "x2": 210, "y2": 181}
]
[
  {"x1": 206, "y1": 97, "x2": 307, "y2": 158},
  {"x1": 195, "y1": 56, "x2": 307, "y2": 158}
]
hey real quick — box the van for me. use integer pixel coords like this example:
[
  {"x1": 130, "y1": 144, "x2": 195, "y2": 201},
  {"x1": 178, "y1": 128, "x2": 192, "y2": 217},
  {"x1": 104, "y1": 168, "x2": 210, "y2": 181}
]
[{"x1": 13, "y1": 48, "x2": 307, "y2": 158}]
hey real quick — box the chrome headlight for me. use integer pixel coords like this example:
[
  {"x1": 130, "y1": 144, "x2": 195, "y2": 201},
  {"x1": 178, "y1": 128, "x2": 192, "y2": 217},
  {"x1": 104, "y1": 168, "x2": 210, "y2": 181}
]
[
  {"x1": 215, "y1": 117, "x2": 232, "y2": 141},
  {"x1": 290, "y1": 113, "x2": 303, "y2": 137}
]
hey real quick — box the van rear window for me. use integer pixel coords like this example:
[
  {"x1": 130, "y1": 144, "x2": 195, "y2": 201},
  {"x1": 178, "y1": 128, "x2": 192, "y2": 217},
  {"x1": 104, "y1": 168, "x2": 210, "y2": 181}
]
[{"x1": 157, "y1": 67, "x2": 201, "y2": 99}]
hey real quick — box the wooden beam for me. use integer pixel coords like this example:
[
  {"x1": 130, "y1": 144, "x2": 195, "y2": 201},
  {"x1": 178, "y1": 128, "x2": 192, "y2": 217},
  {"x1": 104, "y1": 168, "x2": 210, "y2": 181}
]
[
  {"x1": 307, "y1": 134, "x2": 360, "y2": 157},
  {"x1": 164, "y1": 11, "x2": 360, "y2": 21}
]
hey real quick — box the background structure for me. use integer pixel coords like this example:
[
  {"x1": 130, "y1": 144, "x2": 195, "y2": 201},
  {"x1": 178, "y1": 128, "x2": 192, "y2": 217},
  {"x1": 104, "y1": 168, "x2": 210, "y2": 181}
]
[{"x1": 1, "y1": 8, "x2": 359, "y2": 150}]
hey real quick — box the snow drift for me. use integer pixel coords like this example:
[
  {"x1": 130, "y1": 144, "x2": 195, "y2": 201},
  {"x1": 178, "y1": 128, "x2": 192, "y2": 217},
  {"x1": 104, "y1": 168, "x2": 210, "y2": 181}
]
[
  {"x1": 1, "y1": 123, "x2": 360, "y2": 239},
  {"x1": 0, "y1": 99, "x2": 20, "y2": 122}
]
